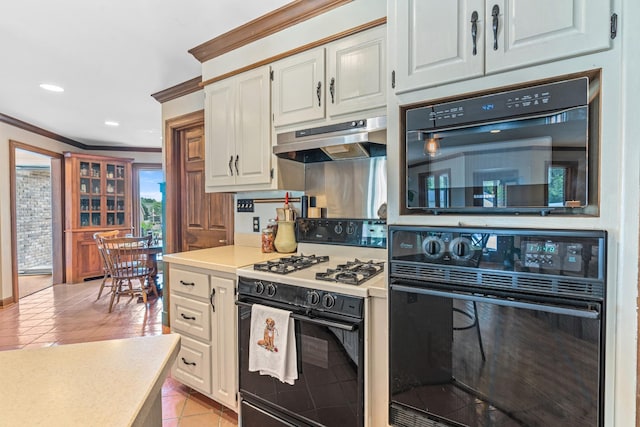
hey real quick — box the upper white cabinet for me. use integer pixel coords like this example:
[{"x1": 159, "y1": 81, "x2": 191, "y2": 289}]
[
  {"x1": 205, "y1": 66, "x2": 271, "y2": 190},
  {"x1": 271, "y1": 49, "x2": 326, "y2": 126},
  {"x1": 391, "y1": 0, "x2": 612, "y2": 93},
  {"x1": 272, "y1": 25, "x2": 386, "y2": 127}
]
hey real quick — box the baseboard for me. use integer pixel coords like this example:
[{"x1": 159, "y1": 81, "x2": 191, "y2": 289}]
[{"x1": 0, "y1": 296, "x2": 15, "y2": 308}]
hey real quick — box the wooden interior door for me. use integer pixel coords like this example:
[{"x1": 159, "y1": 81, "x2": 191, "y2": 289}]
[{"x1": 179, "y1": 123, "x2": 234, "y2": 251}]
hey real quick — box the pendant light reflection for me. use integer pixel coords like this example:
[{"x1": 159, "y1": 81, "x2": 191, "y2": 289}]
[{"x1": 423, "y1": 134, "x2": 440, "y2": 157}]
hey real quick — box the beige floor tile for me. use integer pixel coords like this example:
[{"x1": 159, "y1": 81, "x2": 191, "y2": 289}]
[{"x1": 177, "y1": 412, "x2": 222, "y2": 427}]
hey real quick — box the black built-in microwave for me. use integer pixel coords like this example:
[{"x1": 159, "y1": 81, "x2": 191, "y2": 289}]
[{"x1": 403, "y1": 73, "x2": 600, "y2": 215}]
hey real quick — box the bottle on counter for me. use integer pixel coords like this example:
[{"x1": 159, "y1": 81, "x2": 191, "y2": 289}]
[{"x1": 261, "y1": 227, "x2": 275, "y2": 253}]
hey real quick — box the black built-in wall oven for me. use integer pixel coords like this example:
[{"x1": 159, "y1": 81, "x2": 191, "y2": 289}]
[
  {"x1": 403, "y1": 73, "x2": 601, "y2": 215},
  {"x1": 389, "y1": 226, "x2": 606, "y2": 427}
]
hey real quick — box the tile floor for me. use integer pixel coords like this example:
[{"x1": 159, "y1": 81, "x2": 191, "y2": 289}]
[{"x1": 0, "y1": 278, "x2": 238, "y2": 426}]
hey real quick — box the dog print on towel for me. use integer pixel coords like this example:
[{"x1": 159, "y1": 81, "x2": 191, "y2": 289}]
[{"x1": 257, "y1": 317, "x2": 279, "y2": 352}]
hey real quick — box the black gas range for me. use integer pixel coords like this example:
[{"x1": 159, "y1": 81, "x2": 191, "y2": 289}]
[{"x1": 237, "y1": 218, "x2": 386, "y2": 427}]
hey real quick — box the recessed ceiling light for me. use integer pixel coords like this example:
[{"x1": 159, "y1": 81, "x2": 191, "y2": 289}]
[
  {"x1": 40, "y1": 83, "x2": 64, "y2": 92},
  {"x1": 104, "y1": 120, "x2": 120, "y2": 127}
]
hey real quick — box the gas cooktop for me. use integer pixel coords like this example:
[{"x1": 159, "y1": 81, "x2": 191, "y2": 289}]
[
  {"x1": 253, "y1": 254, "x2": 329, "y2": 275},
  {"x1": 316, "y1": 259, "x2": 385, "y2": 285}
]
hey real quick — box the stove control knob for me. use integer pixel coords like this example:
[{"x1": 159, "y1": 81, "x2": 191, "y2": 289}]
[
  {"x1": 255, "y1": 281, "x2": 265, "y2": 295},
  {"x1": 322, "y1": 293, "x2": 336, "y2": 309},
  {"x1": 450, "y1": 237, "x2": 473, "y2": 260},
  {"x1": 346, "y1": 222, "x2": 356, "y2": 235},
  {"x1": 307, "y1": 291, "x2": 320, "y2": 306},
  {"x1": 266, "y1": 283, "x2": 277, "y2": 297},
  {"x1": 334, "y1": 223, "x2": 343, "y2": 234},
  {"x1": 422, "y1": 236, "x2": 444, "y2": 258}
]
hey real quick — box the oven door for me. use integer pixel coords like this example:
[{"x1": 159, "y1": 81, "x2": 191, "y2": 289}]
[
  {"x1": 237, "y1": 299, "x2": 364, "y2": 427},
  {"x1": 389, "y1": 283, "x2": 603, "y2": 427}
]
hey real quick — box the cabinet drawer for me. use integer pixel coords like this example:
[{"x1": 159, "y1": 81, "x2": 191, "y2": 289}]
[
  {"x1": 170, "y1": 294, "x2": 211, "y2": 341},
  {"x1": 170, "y1": 267, "x2": 210, "y2": 299},
  {"x1": 172, "y1": 335, "x2": 212, "y2": 395}
]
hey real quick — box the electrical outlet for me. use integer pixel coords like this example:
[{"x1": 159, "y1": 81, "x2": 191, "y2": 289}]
[{"x1": 252, "y1": 216, "x2": 260, "y2": 232}]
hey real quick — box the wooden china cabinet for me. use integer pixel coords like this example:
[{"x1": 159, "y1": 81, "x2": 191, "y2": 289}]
[{"x1": 64, "y1": 152, "x2": 134, "y2": 283}]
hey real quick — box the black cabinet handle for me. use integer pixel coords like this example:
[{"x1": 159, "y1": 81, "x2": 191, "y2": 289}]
[
  {"x1": 181, "y1": 357, "x2": 196, "y2": 366},
  {"x1": 329, "y1": 78, "x2": 335, "y2": 104},
  {"x1": 316, "y1": 81, "x2": 322, "y2": 106},
  {"x1": 180, "y1": 313, "x2": 196, "y2": 321},
  {"x1": 234, "y1": 155, "x2": 239, "y2": 176},
  {"x1": 179, "y1": 280, "x2": 195, "y2": 287},
  {"x1": 228, "y1": 156, "x2": 233, "y2": 176},
  {"x1": 492, "y1": 5, "x2": 500, "y2": 50},
  {"x1": 210, "y1": 288, "x2": 216, "y2": 313},
  {"x1": 471, "y1": 11, "x2": 479, "y2": 56}
]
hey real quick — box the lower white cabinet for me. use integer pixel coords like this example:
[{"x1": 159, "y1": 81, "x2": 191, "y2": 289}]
[{"x1": 169, "y1": 265, "x2": 238, "y2": 410}]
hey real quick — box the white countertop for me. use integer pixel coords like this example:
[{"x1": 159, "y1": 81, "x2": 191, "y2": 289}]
[
  {"x1": 163, "y1": 245, "x2": 283, "y2": 273},
  {"x1": 0, "y1": 334, "x2": 180, "y2": 426},
  {"x1": 164, "y1": 245, "x2": 388, "y2": 299}
]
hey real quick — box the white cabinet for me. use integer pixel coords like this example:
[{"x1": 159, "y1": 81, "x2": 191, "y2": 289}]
[
  {"x1": 169, "y1": 265, "x2": 238, "y2": 410},
  {"x1": 272, "y1": 25, "x2": 386, "y2": 127},
  {"x1": 391, "y1": 0, "x2": 612, "y2": 93},
  {"x1": 205, "y1": 66, "x2": 271, "y2": 190}
]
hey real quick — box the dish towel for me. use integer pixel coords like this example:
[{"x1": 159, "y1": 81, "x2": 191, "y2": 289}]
[{"x1": 248, "y1": 304, "x2": 298, "y2": 385}]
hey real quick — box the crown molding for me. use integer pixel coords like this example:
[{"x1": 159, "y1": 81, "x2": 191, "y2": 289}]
[
  {"x1": 188, "y1": 0, "x2": 352, "y2": 63},
  {"x1": 151, "y1": 76, "x2": 202, "y2": 103}
]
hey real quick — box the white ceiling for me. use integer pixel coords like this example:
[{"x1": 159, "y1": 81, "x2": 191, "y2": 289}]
[{"x1": 0, "y1": 0, "x2": 291, "y2": 149}]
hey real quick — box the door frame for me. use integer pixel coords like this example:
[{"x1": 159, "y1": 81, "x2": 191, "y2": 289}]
[
  {"x1": 164, "y1": 110, "x2": 204, "y2": 256},
  {"x1": 9, "y1": 140, "x2": 65, "y2": 304}
]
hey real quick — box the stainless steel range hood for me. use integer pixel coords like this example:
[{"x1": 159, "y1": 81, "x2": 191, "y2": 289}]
[{"x1": 274, "y1": 116, "x2": 386, "y2": 163}]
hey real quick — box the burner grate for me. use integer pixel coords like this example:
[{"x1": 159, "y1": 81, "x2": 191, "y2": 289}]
[
  {"x1": 316, "y1": 259, "x2": 385, "y2": 285},
  {"x1": 253, "y1": 254, "x2": 329, "y2": 275}
]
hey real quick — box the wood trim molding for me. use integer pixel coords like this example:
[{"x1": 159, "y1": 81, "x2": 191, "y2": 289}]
[
  {"x1": 163, "y1": 110, "x2": 205, "y2": 257},
  {"x1": 201, "y1": 17, "x2": 386, "y2": 87},
  {"x1": 189, "y1": 0, "x2": 353, "y2": 63},
  {"x1": 151, "y1": 76, "x2": 202, "y2": 104},
  {"x1": 0, "y1": 113, "x2": 161, "y2": 153},
  {"x1": 9, "y1": 140, "x2": 65, "y2": 305}
]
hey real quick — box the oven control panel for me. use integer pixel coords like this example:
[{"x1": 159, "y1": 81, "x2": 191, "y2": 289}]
[
  {"x1": 297, "y1": 218, "x2": 386, "y2": 248},
  {"x1": 389, "y1": 226, "x2": 605, "y2": 278},
  {"x1": 237, "y1": 277, "x2": 364, "y2": 319}
]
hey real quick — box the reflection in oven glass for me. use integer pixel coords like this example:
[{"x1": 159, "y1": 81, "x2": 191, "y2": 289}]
[
  {"x1": 240, "y1": 306, "x2": 363, "y2": 427},
  {"x1": 391, "y1": 294, "x2": 600, "y2": 426}
]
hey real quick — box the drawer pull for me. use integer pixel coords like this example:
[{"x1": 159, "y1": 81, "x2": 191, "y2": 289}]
[
  {"x1": 180, "y1": 313, "x2": 196, "y2": 321},
  {"x1": 181, "y1": 357, "x2": 197, "y2": 366},
  {"x1": 180, "y1": 280, "x2": 195, "y2": 287}
]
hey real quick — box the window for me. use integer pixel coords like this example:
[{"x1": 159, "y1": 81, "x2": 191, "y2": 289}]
[
  {"x1": 132, "y1": 164, "x2": 163, "y2": 244},
  {"x1": 418, "y1": 169, "x2": 451, "y2": 208}
]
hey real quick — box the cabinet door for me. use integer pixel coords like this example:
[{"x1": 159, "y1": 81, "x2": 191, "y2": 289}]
[
  {"x1": 327, "y1": 26, "x2": 386, "y2": 117},
  {"x1": 172, "y1": 335, "x2": 212, "y2": 395},
  {"x1": 272, "y1": 48, "x2": 326, "y2": 127},
  {"x1": 392, "y1": 0, "x2": 484, "y2": 93},
  {"x1": 235, "y1": 67, "x2": 272, "y2": 186},
  {"x1": 210, "y1": 276, "x2": 238, "y2": 410},
  {"x1": 485, "y1": 0, "x2": 611, "y2": 73},
  {"x1": 205, "y1": 80, "x2": 236, "y2": 187}
]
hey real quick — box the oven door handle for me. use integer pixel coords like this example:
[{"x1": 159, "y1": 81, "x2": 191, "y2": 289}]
[
  {"x1": 391, "y1": 284, "x2": 600, "y2": 319},
  {"x1": 235, "y1": 300, "x2": 358, "y2": 331}
]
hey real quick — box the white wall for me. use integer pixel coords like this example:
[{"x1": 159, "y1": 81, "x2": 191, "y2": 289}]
[{"x1": 0, "y1": 121, "x2": 161, "y2": 302}]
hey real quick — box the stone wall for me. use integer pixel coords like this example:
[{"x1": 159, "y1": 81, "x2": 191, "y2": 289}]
[{"x1": 16, "y1": 167, "x2": 52, "y2": 272}]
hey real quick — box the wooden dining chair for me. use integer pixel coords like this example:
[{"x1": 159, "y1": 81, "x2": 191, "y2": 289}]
[
  {"x1": 93, "y1": 230, "x2": 120, "y2": 300},
  {"x1": 101, "y1": 235, "x2": 158, "y2": 312}
]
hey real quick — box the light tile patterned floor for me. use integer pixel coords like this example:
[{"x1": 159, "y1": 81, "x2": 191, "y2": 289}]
[{"x1": 0, "y1": 278, "x2": 238, "y2": 426}]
